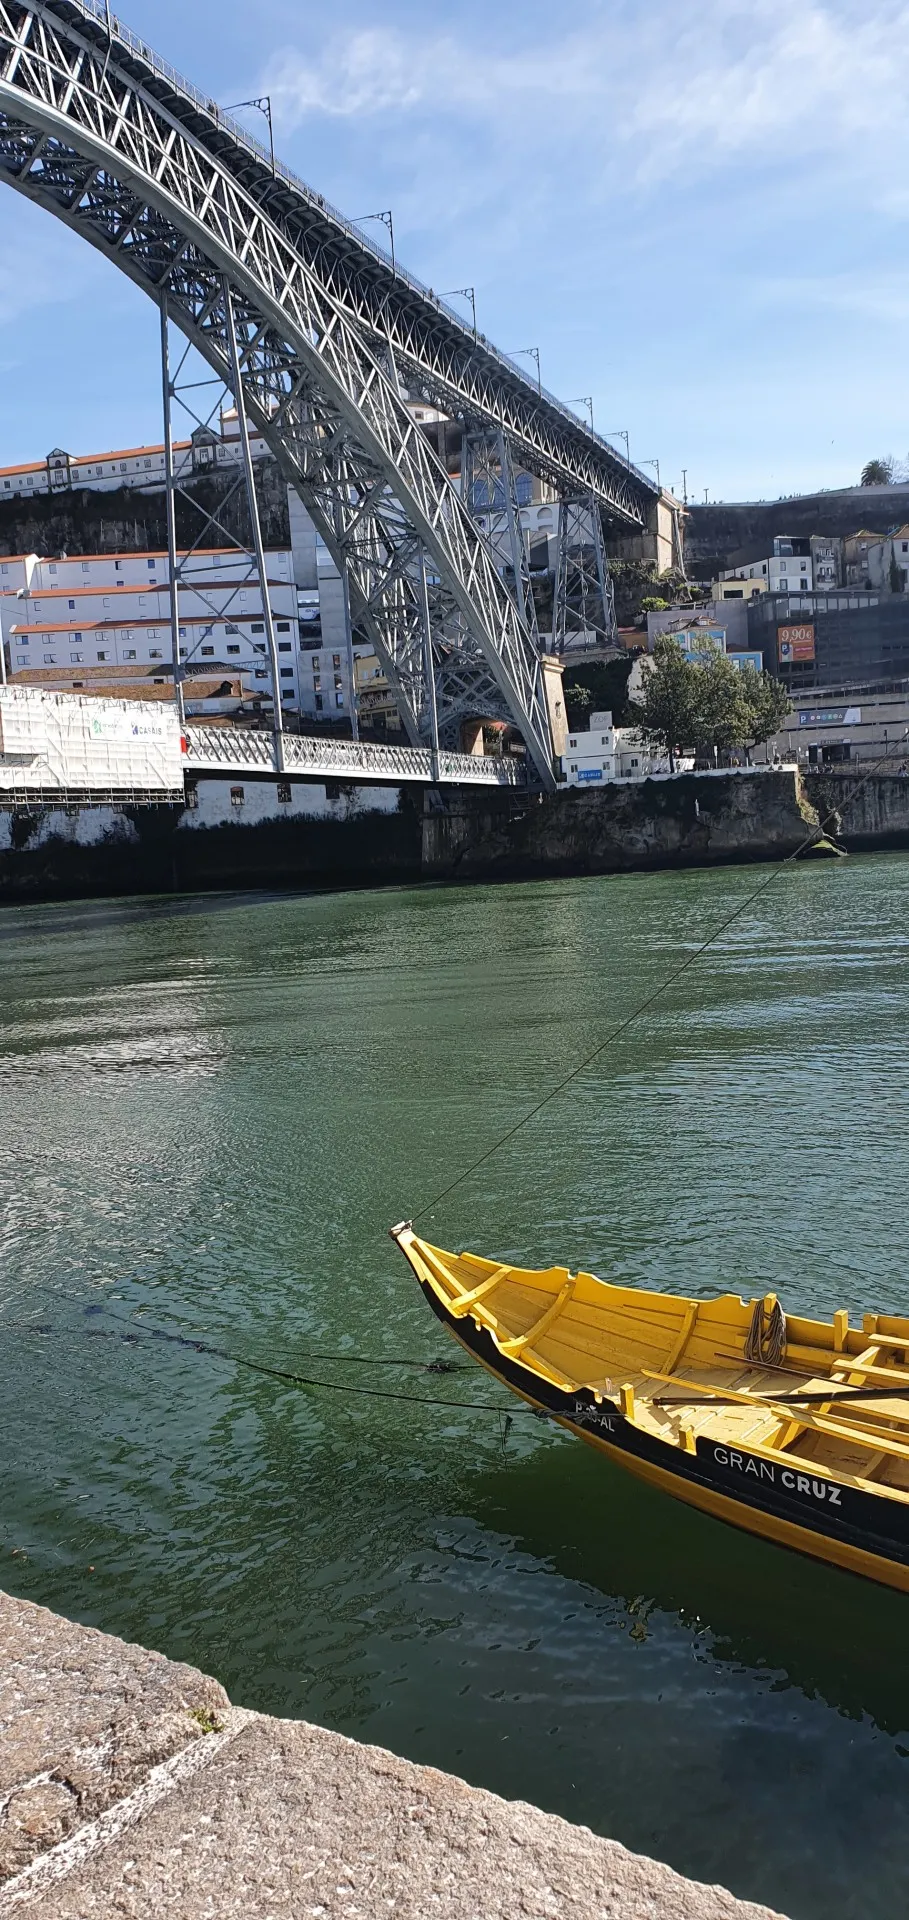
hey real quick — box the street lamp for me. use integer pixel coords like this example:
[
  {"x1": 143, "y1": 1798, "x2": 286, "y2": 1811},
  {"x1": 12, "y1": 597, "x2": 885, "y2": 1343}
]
[
  {"x1": 223, "y1": 96, "x2": 275, "y2": 176},
  {"x1": 573, "y1": 396, "x2": 594, "y2": 430},
  {"x1": 443, "y1": 286, "x2": 477, "y2": 338},
  {"x1": 607, "y1": 429, "x2": 630, "y2": 462},
  {"x1": 509, "y1": 347, "x2": 542, "y2": 396},
  {"x1": 354, "y1": 209, "x2": 396, "y2": 275}
]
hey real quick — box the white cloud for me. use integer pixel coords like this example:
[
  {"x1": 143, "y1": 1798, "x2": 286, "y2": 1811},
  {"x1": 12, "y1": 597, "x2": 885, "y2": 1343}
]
[{"x1": 265, "y1": 0, "x2": 909, "y2": 192}]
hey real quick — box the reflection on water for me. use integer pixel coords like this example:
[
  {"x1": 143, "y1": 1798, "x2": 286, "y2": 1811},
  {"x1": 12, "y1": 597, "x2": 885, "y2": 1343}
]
[{"x1": 2, "y1": 859, "x2": 909, "y2": 1920}]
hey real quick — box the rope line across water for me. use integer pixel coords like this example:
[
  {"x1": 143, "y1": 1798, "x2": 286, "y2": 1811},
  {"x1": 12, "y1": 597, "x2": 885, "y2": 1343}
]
[{"x1": 410, "y1": 740, "x2": 909, "y2": 1225}]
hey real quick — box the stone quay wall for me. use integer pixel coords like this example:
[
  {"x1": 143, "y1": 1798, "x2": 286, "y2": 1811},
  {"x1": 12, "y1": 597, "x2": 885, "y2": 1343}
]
[
  {"x1": 0, "y1": 1587, "x2": 786, "y2": 1919},
  {"x1": 3, "y1": 770, "x2": 909, "y2": 904}
]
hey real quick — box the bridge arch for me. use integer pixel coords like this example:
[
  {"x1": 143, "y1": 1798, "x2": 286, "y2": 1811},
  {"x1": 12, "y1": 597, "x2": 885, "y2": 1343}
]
[{"x1": 0, "y1": 3, "x2": 658, "y2": 782}]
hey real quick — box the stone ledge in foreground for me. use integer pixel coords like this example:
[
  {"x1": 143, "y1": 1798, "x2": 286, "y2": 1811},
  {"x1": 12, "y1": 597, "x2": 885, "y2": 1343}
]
[{"x1": 0, "y1": 1590, "x2": 788, "y2": 1919}]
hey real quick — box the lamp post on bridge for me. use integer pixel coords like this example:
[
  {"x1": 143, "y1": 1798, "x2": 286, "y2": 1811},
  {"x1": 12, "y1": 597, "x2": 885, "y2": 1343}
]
[
  {"x1": 606, "y1": 429, "x2": 630, "y2": 463},
  {"x1": 643, "y1": 458, "x2": 661, "y2": 491},
  {"x1": 510, "y1": 347, "x2": 542, "y2": 396},
  {"x1": 443, "y1": 287, "x2": 477, "y2": 339},
  {"x1": 222, "y1": 96, "x2": 276, "y2": 176},
  {"x1": 574, "y1": 396, "x2": 594, "y2": 431},
  {"x1": 354, "y1": 209, "x2": 396, "y2": 275}
]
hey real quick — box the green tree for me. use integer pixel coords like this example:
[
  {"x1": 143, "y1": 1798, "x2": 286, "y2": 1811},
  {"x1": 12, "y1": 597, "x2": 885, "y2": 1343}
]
[
  {"x1": 861, "y1": 457, "x2": 893, "y2": 486},
  {"x1": 627, "y1": 636, "x2": 701, "y2": 771},
  {"x1": 736, "y1": 665, "x2": 792, "y2": 758},
  {"x1": 692, "y1": 651, "x2": 751, "y2": 761}
]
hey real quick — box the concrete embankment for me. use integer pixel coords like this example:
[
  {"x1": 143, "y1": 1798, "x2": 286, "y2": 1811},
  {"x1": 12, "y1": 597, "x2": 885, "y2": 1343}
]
[
  {"x1": 0, "y1": 1589, "x2": 786, "y2": 1919},
  {"x1": 5, "y1": 767, "x2": 909, "y2": 903},
  {"x1": 0, "y1": 770, "x2": 823, "y2": 904}
]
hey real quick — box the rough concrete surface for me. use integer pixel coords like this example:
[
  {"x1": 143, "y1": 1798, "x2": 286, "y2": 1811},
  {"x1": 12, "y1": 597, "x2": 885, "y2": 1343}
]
[
  {"x1": 0, "y1": 1592, "x2": 229, "y2": 1880},
  {"x1": 0, "y1": 1592, "x2": 788, "y2": 1920}
]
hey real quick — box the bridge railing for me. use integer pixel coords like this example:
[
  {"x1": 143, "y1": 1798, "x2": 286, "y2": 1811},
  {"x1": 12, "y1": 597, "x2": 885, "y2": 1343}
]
[{"x1": 184, "y1": 727, "x2": 527, "y2": 786}]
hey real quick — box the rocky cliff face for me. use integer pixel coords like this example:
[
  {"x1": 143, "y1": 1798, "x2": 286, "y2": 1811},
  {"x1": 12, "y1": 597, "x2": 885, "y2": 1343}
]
[
  {"x1": 422, "y1": 771, "x2": 819, "y2": 880},
  {"x1": 685, "y1": 486, "x2": 909, "y2": 574},
  {"x1": 0, "y1": 464, "x2": 291, "y2": 559}
]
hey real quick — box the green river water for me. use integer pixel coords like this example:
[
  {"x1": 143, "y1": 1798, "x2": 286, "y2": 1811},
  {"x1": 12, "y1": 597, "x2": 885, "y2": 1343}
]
[{"x1": 2, "y1": 858, "x2": 909, "y2": 1918}]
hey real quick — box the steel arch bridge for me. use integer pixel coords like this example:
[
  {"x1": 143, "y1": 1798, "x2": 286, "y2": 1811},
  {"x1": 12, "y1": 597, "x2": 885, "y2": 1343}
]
[{"x1": 0, "y1": 0, "x2": 660, "y2": 786}]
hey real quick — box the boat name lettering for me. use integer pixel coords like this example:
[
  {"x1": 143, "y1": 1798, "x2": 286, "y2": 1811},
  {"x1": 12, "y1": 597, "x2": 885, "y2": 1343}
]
[
  {"x1": 576, "y1": 1404, "x2": 617, "y2": 1431},
  {"x1": 713, "y1": 1445, "x2": 842, "y2": 1506}
]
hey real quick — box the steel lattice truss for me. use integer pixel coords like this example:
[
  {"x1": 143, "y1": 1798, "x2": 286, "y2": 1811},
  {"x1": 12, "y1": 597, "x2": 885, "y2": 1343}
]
[
  {"x1": 0, "y1": 0, "x2": 559, "y2": 777},
  {"x1": 24, "y1": 1, "x2": 657, "y2": 529}
]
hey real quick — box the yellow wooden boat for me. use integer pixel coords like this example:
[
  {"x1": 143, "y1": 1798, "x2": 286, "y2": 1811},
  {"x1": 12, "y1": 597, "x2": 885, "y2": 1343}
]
[{"x1": 391, "y1": 1223, "x2": 909, "y2": 1593}]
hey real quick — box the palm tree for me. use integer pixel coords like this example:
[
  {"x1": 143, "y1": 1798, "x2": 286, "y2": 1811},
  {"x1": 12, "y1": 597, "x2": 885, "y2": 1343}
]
[{"x1": 861, "y1": 458, "x2": 893, "y2": 486}]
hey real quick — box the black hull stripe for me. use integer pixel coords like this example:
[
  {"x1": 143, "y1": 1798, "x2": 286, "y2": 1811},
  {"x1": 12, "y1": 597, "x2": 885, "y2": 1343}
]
[{"x1": 422, "y1": 1280, "x2": 909, "y2": 1570}]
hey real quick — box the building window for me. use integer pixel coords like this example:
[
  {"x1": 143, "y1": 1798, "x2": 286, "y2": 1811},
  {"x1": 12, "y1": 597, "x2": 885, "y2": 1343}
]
[
  {"x1": 277, "y1": 783, "x2": 292, "y2": 803},
  {"x1": 144, "y1": 458, "x2": 152, "y2": 469},
  {"x1": 119, "y1": 462, "x2": 127, "y2": 472},
  {"x1": 332, "y1": 654, "x2": 341, "y2": 668},
  {"x1": 226, "y1": 623, "x2": 239, "y2": 634},
  {"x1": 251, "y1": 622, "x2": 264, "y2": 633},
  {"x1": 278, "y1": 642, "x2": 291, "y2": 653},
  {"x1": 149, "y1": 649, "x2": 162, "y2": 660},
  {"x1": 70, "y1": 653, "x2": 82, "y2": 663},
  {"x1": 314, "y1": 693, "x2": 323, "y2": 710},
  {"x1": 73, "y1": 631, "x2": 82, "y2": 642},
  {"x1": 335, "y1": 691, "x2": 344, "y2": 707},
  {"x1": 280, "y1": 668, "x2": 294, "y2": 678},
  {"x1": 148, "y1": 558, "x2": 156, "y2": 568},
  {"x1": 334, "y1": 674, "x2": 343, "y2": 690},
  {"x1": 43, "y1": 653, "x2": 56, "y2": 664},
  {"x1": 96, "y1": 651, "x2": 108, "y2": 661},
  {"x1": 227, "y1": 643, "x2": 240, "y2": 655},
  {"x1": 282, "y1": 689, "x2": 294, "y2": 701},
  {"x1": 123, "y1": 649, "x2": 137, "y2": 660},
  {"x1": 185, "y1": 784, "x2": 199, "y2": 810},
  {"x1": 277, "y1": 622, "x2": 291, "y2": 632},
  {"x1": 201, "y1": 645, "x2": 214, "y2": 656},
  {"x1": 16, "y1": 655, "x2": 27, "y2": 666},
  {"x1": 230, "y1": 786, "x2": 244, "y2": 808}
]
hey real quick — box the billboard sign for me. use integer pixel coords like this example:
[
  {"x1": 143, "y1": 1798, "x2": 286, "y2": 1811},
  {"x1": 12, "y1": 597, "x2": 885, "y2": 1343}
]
[
  {"x1": 778, "y1": 624, "x2": 815, "y2": 664},
  {"x1": 798, "y1": 707, "x2": 861, "y2": 728},
  {"x1": 577, "y1": 766, "x2": 604, "y2": 781}
]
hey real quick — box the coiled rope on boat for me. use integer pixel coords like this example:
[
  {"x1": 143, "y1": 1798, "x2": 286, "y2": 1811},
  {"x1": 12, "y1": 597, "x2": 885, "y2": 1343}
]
[{"x1": 744, "y1": 1297, "x2": 787, "y2": 1368}]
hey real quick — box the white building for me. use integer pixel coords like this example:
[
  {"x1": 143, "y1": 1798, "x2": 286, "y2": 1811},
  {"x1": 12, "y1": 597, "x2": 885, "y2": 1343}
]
[
  {"x1": 561, "y1": 710, "x2": 690, "y2": 784},
  {"x1": 561, "y1": 711, "x2": 617, "y2": 785},
  {"x1": 722, "y1": 538, "x2": 814, "y2": 597},
  {"x1": 0, "y1": 548, "x2": 307, "y2": 714}
]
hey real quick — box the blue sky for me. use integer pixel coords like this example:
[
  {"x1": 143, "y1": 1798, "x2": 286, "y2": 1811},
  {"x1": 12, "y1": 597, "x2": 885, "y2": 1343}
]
[{"x1": 2, "y1": 0, "x2": 907, "y2": 500}]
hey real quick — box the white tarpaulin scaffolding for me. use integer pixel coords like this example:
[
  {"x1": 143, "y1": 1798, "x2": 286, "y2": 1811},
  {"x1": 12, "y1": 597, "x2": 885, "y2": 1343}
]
[{"x1": 0, "y1": 688, "x2": 185, "y2": 800}]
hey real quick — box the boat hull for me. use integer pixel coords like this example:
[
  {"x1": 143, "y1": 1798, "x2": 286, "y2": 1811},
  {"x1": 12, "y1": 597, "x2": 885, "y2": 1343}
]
[{"x1": 419, "y1": 1275, "x2": 909, "y2": 1595}]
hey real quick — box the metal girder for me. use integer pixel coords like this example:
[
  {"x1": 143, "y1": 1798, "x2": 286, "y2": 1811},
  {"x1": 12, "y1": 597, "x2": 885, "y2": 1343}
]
[
  {"x1": 0, "y1": 0, "x2": 557, "y2": 783},
  {"x1": 38, "y1": 0, "x2": 657, "y2": 530},
  {"x1": 552, "y1": 497, "x2": 618, "y2": 656},
  {"x1": 462, "y1": 425, "x2": 541, "y2": 645}
]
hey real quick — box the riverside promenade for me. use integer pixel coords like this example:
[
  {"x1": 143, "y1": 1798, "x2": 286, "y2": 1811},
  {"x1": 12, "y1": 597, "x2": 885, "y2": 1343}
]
[{"x1": 0, "y1": 1590, "x2": 786, "y2": 1919}]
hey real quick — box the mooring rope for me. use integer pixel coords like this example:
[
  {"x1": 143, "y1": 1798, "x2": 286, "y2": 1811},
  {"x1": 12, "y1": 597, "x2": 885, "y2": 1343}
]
[{"x1": 410, "y1": 735, "x2": 909, "y2": 1225}]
